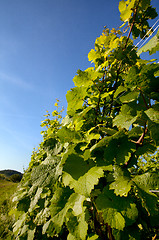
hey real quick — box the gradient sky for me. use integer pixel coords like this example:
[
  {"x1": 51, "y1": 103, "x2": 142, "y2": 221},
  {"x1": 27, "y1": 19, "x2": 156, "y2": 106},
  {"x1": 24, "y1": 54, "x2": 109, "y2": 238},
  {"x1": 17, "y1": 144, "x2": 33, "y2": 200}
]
[{"x1": 0, "y1": 0, "x2": 158, "y2": 173}]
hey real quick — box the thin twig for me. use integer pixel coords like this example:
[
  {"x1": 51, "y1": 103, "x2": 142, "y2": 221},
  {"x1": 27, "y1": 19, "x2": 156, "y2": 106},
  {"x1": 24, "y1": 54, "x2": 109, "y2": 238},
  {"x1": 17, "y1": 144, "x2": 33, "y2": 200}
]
[{"x1": 140, "y1": 91, "x2": 149, "y2": 110}]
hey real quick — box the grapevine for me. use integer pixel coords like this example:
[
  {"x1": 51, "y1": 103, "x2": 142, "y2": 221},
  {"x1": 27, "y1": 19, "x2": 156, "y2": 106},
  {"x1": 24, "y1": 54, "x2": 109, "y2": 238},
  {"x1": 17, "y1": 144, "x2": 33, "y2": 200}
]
[{"x1": 12, "y1": 1, "x2": 159, "y2": 239}]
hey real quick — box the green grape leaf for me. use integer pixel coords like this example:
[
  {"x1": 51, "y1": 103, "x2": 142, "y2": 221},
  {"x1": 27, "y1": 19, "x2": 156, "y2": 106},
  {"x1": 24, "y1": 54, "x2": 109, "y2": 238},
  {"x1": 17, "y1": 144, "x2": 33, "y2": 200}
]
[
  {"x1": 42, "y1": 220, "x2": 51, "y2": 235},
  {"x1": 145, "y1": 105, "x2": 159, "y2": 124},
  {"x1": 145, "y1": 105, "x2": 159, "y2": 145},
  {"x1": 30, "y1": 156, "x2": 61, "y2": 188},
  {"x1": 96, "y1": 33, "x2": 108, "y2": 46},
  {"x1": 50, "y1": 189, "x2": 87, "y2": 236},
  {"x1": 17, "y1": 195, "x2": 31, "y2": 212},
  {"x1": 50, "y1": 187, "x2": 73, "y2": 220},
  {"x1": 91, "y1": 130, "x2": 135, "y2": 165},
  {"x1": 118, "y1": 0, "x2": 126, "y2": 12},
  {"x1": 121, "y1": 203, "x2": 138, "y2": 226},
  {"x1": 133, "y1": 172, "x2": 159, "y2": 215},
  {"x1": 102, "y1": 208, "x2": 125, "y2": 230},
  {"x1": 109, "y1": 37, "x2": 120, "y2": 49},
  {"x1": 67, "y1": 233, "x2": 76, "y2": 240},
  {"x1": 133, "y1": 172, "x2": 159, "y2": 193},
  {"x1": 50, "y1": 190, "x2": 73, "y2": 232},
  {"x1": 138, "y1": 29, "x2": 159, "y2": 55},
  {"x1": 66, "y1": 210, "x2": 88, "y2": 240},
  {"x1": 73, "y1": 68, "x2": 93, "y2": 88},
  {"x1": 62, "y1": 115, "x2": 72, "y2": 126},
  {"x1": 114, "y1": 85, "x2": 127, "y2": 98},
  {"x1": 95, "y1": 188, "x2": 126, "y2": 230},
  {"x1": 88, "y1": 49, "x2": 101, "y2": 63},
  {"x1": 63, "y1": 166, "x2": 109, "y2": 197},
  {"x1": 57, "y1": 126, "x2": 81, "y2": 143},
  {"x1": 119, "y1": 0, "x2": 136, "y2": 22},
  {"x1": 110, "y1": 179, "x2": 131, "y2": 197},
  {"x1": 13, "y1": 213, "x2": 27, "y2": 235},
  {"x1": 73, "y1": 68, "x2": 103, "y2": 88},
  {"x1": 119, "y1": 90, "x2": 139, "y2": 103},
  {"x1": 27, "y1": 229, "x2": 36, "y2": 240},
  {"x1": 63, "y1": 153, "x2": 91, "y2": 180},
  {"x1": 29, "y1": 187, "x2": 43, "y2": 212},
  {"x1": 101, "y1": 90, "x2": 114, "y2": 99},
  {"x1": 148, "y1": 121, "x2": 159, "y2": 146},
  {"x1": 66, "y1": 86, "x2": 87, "y2": 115},
  {"x1": 96, "y1": 187, "x2": 138, "y2": 230},
  {"x1": 109, "y1": 166, "x2": 132, "y2": 197},
  {"x1": 113, "y1": 103, "x2": 137, "y2": 130}
]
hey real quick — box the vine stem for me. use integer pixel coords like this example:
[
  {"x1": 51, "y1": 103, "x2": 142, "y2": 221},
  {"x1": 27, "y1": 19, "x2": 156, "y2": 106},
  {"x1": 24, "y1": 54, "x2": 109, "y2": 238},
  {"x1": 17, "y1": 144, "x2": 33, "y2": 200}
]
[
  {"x1": 108, "y1": 5, "x2": 139, "y2": 117},
  {"x1": 136, "y1": 122, "x2": 148, "y2": 147},
  {"x1": 140, "y1": 90, "x2": 149, "y2": 109},
  {"x1": 124, "y1": 5, "x2": 138, "y2": 48},
  {"x1": 152, "y1": 234, "x2": 157, "y2": 240},
  {"x1": 106, "y1": 223, "x2": 115, "y2": 240},
  {"x1": 125, "y1": 123, "x2": 148, "y2": 167}
]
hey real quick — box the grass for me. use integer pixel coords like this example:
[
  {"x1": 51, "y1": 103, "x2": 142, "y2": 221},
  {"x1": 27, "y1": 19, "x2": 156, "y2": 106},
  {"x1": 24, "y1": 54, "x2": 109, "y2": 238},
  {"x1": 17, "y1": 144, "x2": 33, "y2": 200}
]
[
  {"x1": 0, "y1": 178, "x2": 18, "y2": 239},
  {"x1": 0, "y1": 179, "x2": 18, "y2": 205}
]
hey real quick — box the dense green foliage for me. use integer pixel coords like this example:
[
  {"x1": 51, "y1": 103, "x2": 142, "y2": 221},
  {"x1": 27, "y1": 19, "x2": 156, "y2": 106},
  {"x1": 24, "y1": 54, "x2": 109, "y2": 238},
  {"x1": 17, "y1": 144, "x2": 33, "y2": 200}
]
[
  {"x1": 9, "y1": 174, "x2": 23, "y2": 183},
  {"x1": 12, "y1": 0, "x2": 159, "y2": 239}
]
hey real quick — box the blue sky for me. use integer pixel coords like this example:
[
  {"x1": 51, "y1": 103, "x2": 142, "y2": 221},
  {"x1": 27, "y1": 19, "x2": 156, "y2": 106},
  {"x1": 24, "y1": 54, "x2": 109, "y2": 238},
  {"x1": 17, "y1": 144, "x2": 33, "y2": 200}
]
[{"x1": 0, "y1": 0, "x2": 158, "y2": 173}]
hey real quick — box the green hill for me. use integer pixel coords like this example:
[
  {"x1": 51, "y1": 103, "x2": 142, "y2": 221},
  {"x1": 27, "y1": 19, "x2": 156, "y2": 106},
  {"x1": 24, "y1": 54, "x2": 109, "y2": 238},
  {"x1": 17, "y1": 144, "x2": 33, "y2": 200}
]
[{"x1": 0, "y1": 169, "x2": 23, "y2": 178}]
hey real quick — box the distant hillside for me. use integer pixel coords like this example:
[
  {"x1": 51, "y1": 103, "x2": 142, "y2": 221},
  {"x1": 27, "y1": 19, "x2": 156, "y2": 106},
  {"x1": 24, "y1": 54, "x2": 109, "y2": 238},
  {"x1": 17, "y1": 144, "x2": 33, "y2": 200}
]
[{"x1": 0, "y1": 169, "x2": 23, "y2": 178}]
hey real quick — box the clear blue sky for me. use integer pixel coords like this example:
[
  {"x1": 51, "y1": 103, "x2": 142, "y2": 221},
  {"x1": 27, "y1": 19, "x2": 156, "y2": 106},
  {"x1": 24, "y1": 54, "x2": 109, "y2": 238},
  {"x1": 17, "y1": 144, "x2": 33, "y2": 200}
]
[{"x1": 0, "y1": 0, "x2": 158, "y2": 173}]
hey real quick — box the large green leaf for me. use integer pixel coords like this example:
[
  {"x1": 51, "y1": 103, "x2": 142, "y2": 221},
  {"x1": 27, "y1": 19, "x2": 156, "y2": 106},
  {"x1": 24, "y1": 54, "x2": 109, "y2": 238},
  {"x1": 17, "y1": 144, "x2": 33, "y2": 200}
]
[
  {"x1": 95, "y1": 187, "x2": 138, "y2": 230},
  {"x1": 145, "y1": 105, "x2": 159, "y2": 123},
  {"x1": 57, "y1": 126, "x2": 81, "y2": 143},
  {"x1": 91, "y1": 130, "x2": 135, "y2": 165},
  {"x1": 133, "y1": 172, "x2": 159, "y2": 215},
  {"x1": 66, "y1": 86, "x2": 87, "y2": 115},
  {"x1": 63, "y1": 153, "x2": 91, "y2": 180},
  {"x1": 145, "y1": 105, "x2": 159, "y2": 145},
  {"x1": 119, "y1": 0, "x2": 136, "y2": 22},
  {"x1": 50, "y1": 189, "x2": 88, "y2": 238},
  {"x1": 13, "y1": 213, "x2": 27, "y2": 235},
  {"x1": 113, "y1": 103, "x2": 137, "y2": 130},
  {"x1": 66, "y1": 210, "x2": 88, "y2": 240},
  {"x1": 138, "y1": 29, "x2": 159, "y2": 55},
  {"x1": 62, "y1": 166, "x2": 110, "y2": 197},
  {"x1": 109, "y1": 166, "x2": 132, "y2": 197},
  {"x1": 119, "y1": 90, "x2": 139, "y2": 103},
  {"x1": 29, "y1": 187, "x2": 43, "y2": 211},
  {"x1": 30, "y1": 155, "x2": 61, "y2": 188},
  {"x1": 73, "y1": 68, "x2": 102, "y2": 88}
]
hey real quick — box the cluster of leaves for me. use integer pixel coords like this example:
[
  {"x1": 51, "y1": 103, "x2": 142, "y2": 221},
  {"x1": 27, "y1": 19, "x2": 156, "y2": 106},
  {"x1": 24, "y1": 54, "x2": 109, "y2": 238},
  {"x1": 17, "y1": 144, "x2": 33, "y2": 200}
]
[{"x1": 12, "y1": 0, "x2": 159, "y2": 239}]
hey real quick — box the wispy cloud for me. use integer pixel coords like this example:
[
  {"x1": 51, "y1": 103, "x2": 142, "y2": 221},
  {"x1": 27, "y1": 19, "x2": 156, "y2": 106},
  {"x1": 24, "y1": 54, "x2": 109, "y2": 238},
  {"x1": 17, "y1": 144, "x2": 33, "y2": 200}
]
[
  {"x1": 0, "y1": 124, "x2": 40, "y2": 151},
  {"x1": 0, "y1": 112, "x2": 40, "y2": 120},
  {"x1": 0, "y1": 72, "x2": 34, "y2": 90}
]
